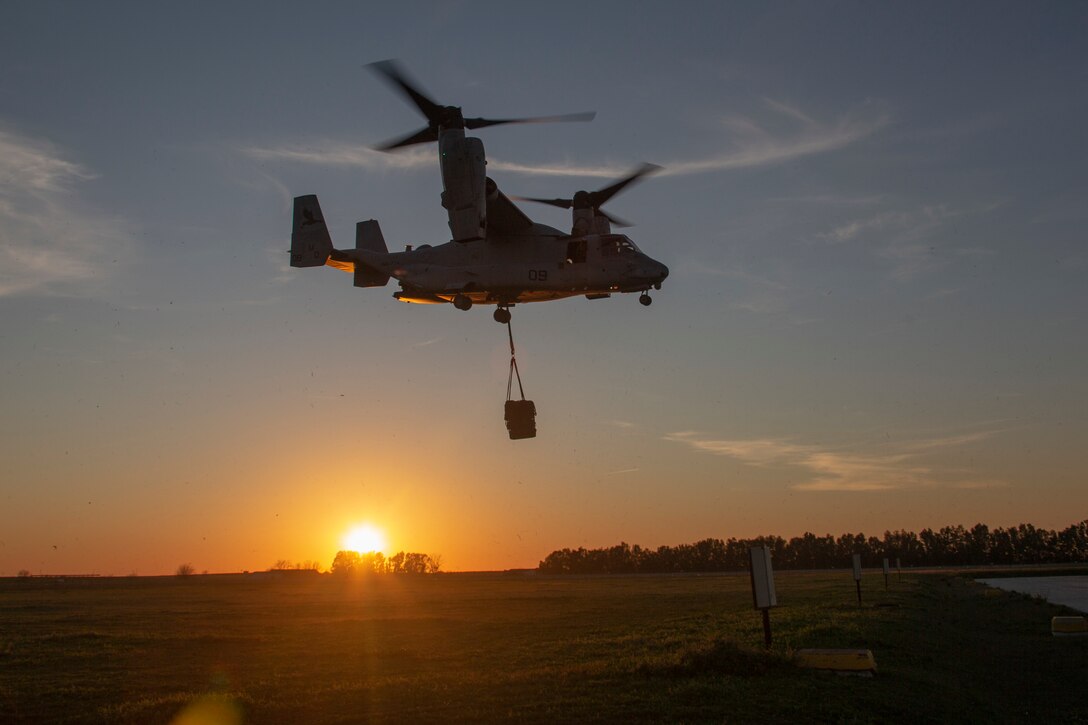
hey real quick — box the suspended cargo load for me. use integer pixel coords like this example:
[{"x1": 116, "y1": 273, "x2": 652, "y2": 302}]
[
  {"x1": 505, "y1": 399, "x2": 537, "y2": 440},
  {"x1": 503, "y1": 317, "x2": 537, "y2": 439}
]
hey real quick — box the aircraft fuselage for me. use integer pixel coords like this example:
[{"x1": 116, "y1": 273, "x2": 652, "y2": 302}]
[{"x1": 336, "y1": 225, "x2": 668, "y2": 306}]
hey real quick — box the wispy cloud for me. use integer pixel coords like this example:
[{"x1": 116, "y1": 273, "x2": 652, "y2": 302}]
[
  {"x1": 818, "y1": 202, "x2": 1002, "y2": 280},
  {"x1": 0, "y1": 125, "x2": 132, "y2": 297},
  {"x1": 486, "y1": 158, "x2": 630, "y2": 179},
  {"x1": 241, "y1": 142, "x2": 434, "y2": 171},
  {"x1": 412, "y1": 336, "x2": 443, "y2": 348},
  {"x1": 820, "y1": 210, "x2": 915, "y2": 245},
  {"x1": 241, "y1": 140, "x2": 634, "y2": 179},
  {"x1": 664, "y1": 427, "x2": 1007, "y2": 492},
  {"x1": 240, "y1": 99, "x2": 889, "y2": 180},
  {"x1": 663, "y1": 99, "x2": 889, "y2": 176}
]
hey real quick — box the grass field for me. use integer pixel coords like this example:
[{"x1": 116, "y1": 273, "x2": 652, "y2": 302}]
[{"x1": 1, "y1": 569, "x2": 1085, "y2": 723}]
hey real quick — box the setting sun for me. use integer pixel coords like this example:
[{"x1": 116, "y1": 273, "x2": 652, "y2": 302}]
[{"x1": 342, "y1": 524, "x2": 386, "y2": 554}]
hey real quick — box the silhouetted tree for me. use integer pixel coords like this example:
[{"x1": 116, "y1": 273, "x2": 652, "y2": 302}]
[
  {"x1": 989, "y1": 526, "x2": 1015, "y2": 564},
  {"x1": 402, "y1": 552, "x2": 429, "y2": 574},
  {"x1": 359, "y1": 551, "x2": 386, "y2": 574},
  {"x1": 1012, "y1": 523, "x2": 1051, "y2": 564},
  {"x1": 882, "y1": 529, "x2": 924, "y2": 565},
  {"x1": 426, "y1": 554, "x2": 443, "y2": 574},
  {"x1": 836, "y1": 533, "x2": 870, "y2": 562},
  {"x1": 331, "y1": 550, "x2": 362, "y2": 575},
  {"x1": 787, "y1": 533, "x2": 837, "y2": 569},
  {"x1": 175, "y1": 563, "x2": 195, "y2": 577},
  {"x1": 388, "y1": 551, "x2": 406, "y2": 574},
  {"x1": 965, "y1": 524, "x2": 990, "y2": 563},
  {"x1": 1055, "y1": 522, "x2": 1088, "y2": 561}
]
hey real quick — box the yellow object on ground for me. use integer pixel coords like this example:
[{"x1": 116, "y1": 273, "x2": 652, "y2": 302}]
[
  {"x1": 1051, "y1": 616, "x2": 1087, "y2": 636},
  {"x1": 795, "y1": 648, "x2": 877, "y2": 674}
]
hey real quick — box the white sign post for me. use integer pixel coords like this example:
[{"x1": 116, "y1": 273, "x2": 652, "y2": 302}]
[
  {"x1": 749, "y1": 546, "x2": 777, "y2": 648},
  {"x1": 852, "y1": 554, "x2": 863, "y2": 605},
  {"x1": 896, "y1": 557, "x2": 902, "y2": 581},
  {"x1": 882, "y1": 558, "x2": 890, "y2": 589}
]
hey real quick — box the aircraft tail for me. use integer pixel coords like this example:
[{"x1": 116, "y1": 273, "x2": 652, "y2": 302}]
[
  {"x1": 290, "y1": 195, "x2": 333, "y2": 267},
  {"x1": 354, "y1": 220, "x2": 390, "y2": 287}
]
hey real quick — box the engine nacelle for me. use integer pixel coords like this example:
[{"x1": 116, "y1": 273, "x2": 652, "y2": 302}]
[
  {"x1": 439, "y1": 133, "x2": 486, "y2": 242},
  {"x1": 570, "y1": 208, "x2": 612, "y2": 236}
]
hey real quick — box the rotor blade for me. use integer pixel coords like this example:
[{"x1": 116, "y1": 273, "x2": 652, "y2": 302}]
[
  {"x1": 367, "y1": 60, "x2": 445, "y2": 122},
  {"x1": 373, "y1": 126, "x2": 440, "y2": 151},
  {"x1": 591, "y1": 163, "x2": 662, "y2": 207},
  {"x1": 465, "y1": 111, "x2": 596, "y2": 130},
  {"x1": 599, "y1": 209, "x2": 634, "y2": 228},
  {"x1": 511, "y1": 196, "x2": 574, "y2": 210},
  {"x1": 514, "y1": 196, "x2": 633, "y2": 226}
]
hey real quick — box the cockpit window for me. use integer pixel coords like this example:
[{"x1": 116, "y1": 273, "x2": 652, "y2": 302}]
[{"x1": 599, "y1": 235, "x2": 639, "y2": 257}]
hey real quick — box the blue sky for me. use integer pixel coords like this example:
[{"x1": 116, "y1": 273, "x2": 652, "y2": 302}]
[{"x1": 1, "y1": 2, "x2": 1085, "y2": 573}]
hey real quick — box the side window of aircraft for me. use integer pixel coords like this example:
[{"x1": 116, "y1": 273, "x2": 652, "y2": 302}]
[
  {"x1": 566, "y1": 240, "x2": 587, "y2": 264},
  {"x1": 600, "y1": 237, "x2": 635, "y2": 257}
]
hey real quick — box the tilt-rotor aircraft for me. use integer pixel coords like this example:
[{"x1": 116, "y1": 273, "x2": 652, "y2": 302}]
[{"x1": 290, "y1": 60, "x2": 669, "y2": 324}]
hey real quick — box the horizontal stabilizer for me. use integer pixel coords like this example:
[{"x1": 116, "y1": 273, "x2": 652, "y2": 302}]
[{"x1": 291, "y1": 195, "x2": 333, "y2": 267}]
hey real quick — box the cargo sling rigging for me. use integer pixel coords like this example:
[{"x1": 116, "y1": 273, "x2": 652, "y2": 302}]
[{"x1": 503, "y1": 318, "x2": 537, "y2": 439}]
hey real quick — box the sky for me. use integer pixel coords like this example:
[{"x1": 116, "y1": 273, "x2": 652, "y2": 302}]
[{"x1": 1, "y1": 1, "x2": 1085, "y2": 575}]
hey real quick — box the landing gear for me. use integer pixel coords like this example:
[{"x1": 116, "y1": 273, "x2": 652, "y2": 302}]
[
  {"x1": 639, "y1": 292, "x2": 653, "y2": 306},
  {"x1": 453, "y1": 294, "x2": 473, "y2": 311},
  {"x1": 493, "y1": 306, "x2": 511, "y2": 324}
]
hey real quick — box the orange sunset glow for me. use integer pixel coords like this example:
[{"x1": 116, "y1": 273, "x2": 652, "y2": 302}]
[
  {"x1": 342, "y1": 524, "x2": 387, "y2": 554},
  {"x1": 2, "y1": 5, "x2": 1086, "y2": 722}
]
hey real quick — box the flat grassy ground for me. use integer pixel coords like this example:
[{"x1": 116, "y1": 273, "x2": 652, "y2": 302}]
[{"x1": 1, "y1": 569, "x2": 1085, "y2": 723}]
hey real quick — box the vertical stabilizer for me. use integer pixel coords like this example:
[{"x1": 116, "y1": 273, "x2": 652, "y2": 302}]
[
  {"x1": 291, "y1": 195, "x2": 333, "y2": 267},
  {"x1": 354, "y1": 220, "x2": 390, "y2": 287},
  {"x1": 356, "y1": 219, "x2": 389, "y2": 253}
]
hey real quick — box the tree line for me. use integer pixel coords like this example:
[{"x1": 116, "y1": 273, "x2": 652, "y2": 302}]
[
  {"x1": 270, "y1": 559, "x2": 322, "y2": 572},
  {"x1": 330, "y1": 550, "x2": 442, "y2": 575},
  {"x1": 537, "y1": 521, "x2": 1088, "y2": 574}
]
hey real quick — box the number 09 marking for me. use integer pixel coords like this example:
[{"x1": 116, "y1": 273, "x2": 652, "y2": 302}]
[{"x1": 528, "y1": 269, "x2": 548, "y2": 281}]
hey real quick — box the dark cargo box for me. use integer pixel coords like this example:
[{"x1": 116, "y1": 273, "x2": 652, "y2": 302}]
[{"x1": 504, "y1": 400, "x2": 537, "y2": 440}]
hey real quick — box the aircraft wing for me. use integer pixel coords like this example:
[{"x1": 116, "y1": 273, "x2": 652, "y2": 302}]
[{"x1": 485, "y1": 179, "x2": 534, "y2": 238}]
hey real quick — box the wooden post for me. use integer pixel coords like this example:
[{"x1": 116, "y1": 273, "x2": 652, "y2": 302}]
[
  {"x1": 852, "y1": 554, "x2": 863, "y2": 606},
  {"x1": 761, "y1": 608, "x2": 772, "y2": 648}
]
